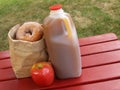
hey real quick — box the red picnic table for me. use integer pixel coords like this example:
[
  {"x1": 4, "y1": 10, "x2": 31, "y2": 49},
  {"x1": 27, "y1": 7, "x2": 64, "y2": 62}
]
[{"x1": 0, "y1": 33, "x2": 120, "y2": 90}]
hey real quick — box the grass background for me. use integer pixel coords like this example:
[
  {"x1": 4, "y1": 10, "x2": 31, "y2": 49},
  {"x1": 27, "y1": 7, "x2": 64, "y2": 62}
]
[{"x1": 0, "y1": 0, "x2": 120, "y2": 51}]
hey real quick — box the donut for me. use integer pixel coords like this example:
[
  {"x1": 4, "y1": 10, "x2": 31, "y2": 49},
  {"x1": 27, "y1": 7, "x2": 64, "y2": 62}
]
[{"x1": 16, "y1": 22, "x2": 43, "y2": 42}]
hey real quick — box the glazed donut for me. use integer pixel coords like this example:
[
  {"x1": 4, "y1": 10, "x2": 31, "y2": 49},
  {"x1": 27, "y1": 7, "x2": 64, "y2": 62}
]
[{"x1": 16, "y1": 22, "x2": 43, "y2": 42}]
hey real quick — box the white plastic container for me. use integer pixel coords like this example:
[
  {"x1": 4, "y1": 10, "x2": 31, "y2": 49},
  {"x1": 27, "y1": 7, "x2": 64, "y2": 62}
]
[{"x1": 43, "y1": 4, "x2": 82, "y2": 79}]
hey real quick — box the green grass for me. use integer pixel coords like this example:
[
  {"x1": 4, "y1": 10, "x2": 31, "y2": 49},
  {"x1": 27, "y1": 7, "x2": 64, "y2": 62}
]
[{"x1": 0, "y1": 0, "x2": 120, "y2": 51}]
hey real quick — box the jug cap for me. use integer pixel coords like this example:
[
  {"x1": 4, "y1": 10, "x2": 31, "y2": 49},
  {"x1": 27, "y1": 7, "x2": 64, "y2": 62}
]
[{"x1": 50, "y1": 4, "x2": 62, "y2": 10}]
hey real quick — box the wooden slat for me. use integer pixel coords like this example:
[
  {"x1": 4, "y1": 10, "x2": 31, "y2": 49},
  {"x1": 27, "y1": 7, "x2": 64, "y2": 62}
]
[
  {"x1": 0, "y1": 68, "x2": 16, "y2": 81},
  {"x1": 0, "y1": 33, "x2": 117, "y2": 61},
  {"x1": 0, "y1": 50, "x2": 120, "y2": 72},
  {"x1": 0, "y1": 51, "x2": 10, "y2": 60},
  {"x1": 1, "y1": 53, "x2": 120, "y2": 81},
  {"x1": 1, "y1": 42, "x2": 120, "y2": 69},
  {"x1": 0, "y1": 63, "x2": 120, "y2": 90},
  {"x1": 57, "y1": 79, "x2": 120, "y2": 90},
  {"x1": 82, "y1": 50, "x2": 120, "y2": 68},
  {"x1": 0, "y1": 59, "x2": 11, "y2": 69},
  {"x1": 0, "y1": 78, "x2": 39, "y2": 90},
  {"x1": 81, "y1": 40, "x2": 120, "y2": 56},
  {"x1": 79, "y1": 33, "x2": 118, "y2": 46}
]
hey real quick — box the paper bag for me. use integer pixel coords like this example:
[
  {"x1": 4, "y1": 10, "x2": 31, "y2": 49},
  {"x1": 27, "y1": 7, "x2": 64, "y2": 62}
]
[{"x1": 8, "y1": 24, "x2": 48, "y2": 78}]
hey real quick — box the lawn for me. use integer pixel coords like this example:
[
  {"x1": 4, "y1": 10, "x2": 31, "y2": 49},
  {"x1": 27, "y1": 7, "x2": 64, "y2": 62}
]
[{"x1": 0, "y1": 0, "x2": 120, "y2": 51}]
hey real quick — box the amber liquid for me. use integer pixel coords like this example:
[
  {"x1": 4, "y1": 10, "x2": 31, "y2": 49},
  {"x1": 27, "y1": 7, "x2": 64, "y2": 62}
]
[{"x1": 43, "y1": 9, "x2": 82, "y2": 79}]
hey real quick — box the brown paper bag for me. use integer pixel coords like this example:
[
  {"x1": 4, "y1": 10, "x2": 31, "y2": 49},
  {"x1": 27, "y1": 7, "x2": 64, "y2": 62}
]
[{"x1": 8, "y1": 24, "x2": 48, "y2": 78}]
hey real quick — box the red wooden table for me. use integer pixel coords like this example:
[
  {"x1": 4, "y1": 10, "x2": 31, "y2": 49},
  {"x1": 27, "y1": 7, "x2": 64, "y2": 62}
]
[{"x1": 0, "y1": 33, "x2": 120, "y2": 90}]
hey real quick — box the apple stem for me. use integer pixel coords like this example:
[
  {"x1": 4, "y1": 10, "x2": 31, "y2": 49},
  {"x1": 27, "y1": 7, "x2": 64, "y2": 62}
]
[{"x1": 37, "y1": 64, "x2": 43, "y2": 69}]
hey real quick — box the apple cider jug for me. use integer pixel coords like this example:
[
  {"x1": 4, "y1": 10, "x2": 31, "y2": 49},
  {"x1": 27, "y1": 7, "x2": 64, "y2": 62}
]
[{"x1": 43, "y1": 4, "x2": 82, "y2": 79}]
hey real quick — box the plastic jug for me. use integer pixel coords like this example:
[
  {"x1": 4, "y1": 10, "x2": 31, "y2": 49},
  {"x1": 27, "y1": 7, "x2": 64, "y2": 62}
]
[{"x1": 43, "y1": 4, "x2": 82, "y2": 79}]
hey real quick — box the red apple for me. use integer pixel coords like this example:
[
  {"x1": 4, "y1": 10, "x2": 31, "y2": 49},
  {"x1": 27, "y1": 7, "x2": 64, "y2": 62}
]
[{"x1": 31, "y1": 62, "x2": 54, "y2": 87}]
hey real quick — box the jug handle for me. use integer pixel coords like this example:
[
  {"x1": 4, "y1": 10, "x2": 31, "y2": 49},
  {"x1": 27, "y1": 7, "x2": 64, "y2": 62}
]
[{"x1": 62, "y1": 18, "x2": 72, "y2": 38}]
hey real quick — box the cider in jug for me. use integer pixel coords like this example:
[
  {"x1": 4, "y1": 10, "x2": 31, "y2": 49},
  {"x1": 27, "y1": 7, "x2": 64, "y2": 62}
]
[{"x1": 43, "y1": 4, "x2": 82, "y2": 79}]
